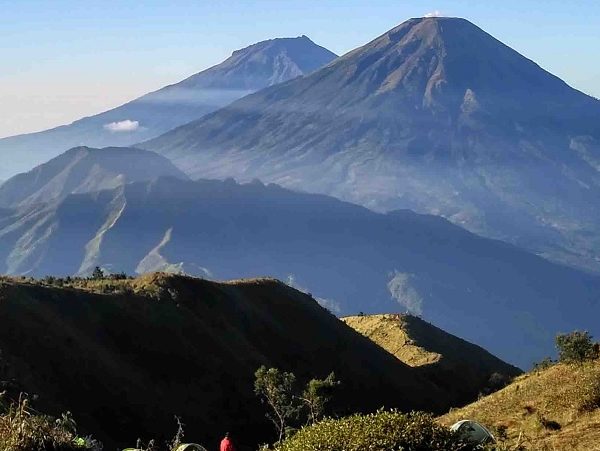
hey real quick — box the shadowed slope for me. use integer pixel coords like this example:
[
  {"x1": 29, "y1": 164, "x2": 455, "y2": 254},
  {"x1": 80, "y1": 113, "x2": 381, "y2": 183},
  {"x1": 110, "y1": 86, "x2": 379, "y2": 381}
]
[{"x1": 0, "y1": 273, "x2": 445, "y2": 450}]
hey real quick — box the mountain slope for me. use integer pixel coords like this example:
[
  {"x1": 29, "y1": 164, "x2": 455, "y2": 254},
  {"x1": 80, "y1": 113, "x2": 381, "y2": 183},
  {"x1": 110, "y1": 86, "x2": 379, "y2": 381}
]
[
  {"x1": 1, "y1": 175, "x2": 599, "y2": 367},
  {"x1": 440, "y1": 360, "x2": 600, "y2": 450},
  {"x1": 343, "y1": 314, "x2": 521, "y2": 405},
  {"x1": 141, "y1": 17, "x2": 600, "y2": 272},
  {"x1": 0, "y1": 273, "x2": 446, "y2": 449},
  {"x1": 0, "y1": 36, "x2": 337, "y2": 180},
  {"x1": 0, "y1": 146, "x2": 187, "y2": 207}
]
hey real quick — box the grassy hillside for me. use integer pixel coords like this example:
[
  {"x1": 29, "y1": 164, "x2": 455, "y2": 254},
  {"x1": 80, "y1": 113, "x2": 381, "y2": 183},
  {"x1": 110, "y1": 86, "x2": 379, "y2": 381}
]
[
  {"x1": 343, "y1": 314, "x2": 521, "y2": 405},
  {"x1": 440, "y1": 360, "x2": 600, "y2": 450},
  {"x1": 0, "y1": 273, "x2": 448, "y2": 450}
]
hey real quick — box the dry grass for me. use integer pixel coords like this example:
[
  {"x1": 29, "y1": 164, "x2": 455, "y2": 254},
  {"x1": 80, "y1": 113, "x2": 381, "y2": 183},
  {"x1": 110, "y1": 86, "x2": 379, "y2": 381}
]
[
  {"x1": 0, "y1": 394, "x2": 99, "y2": 451},
  {"x1": 440, "y1": 360, "x2": 600, "y2": 450},
  {"x1": 342, "y1": 314, "x2": 520, "y2": 408},
  {"x1": 342, "y1": 314, "x2": 441, "y2": 366},
  {"x1": 0, "y1": 273, "x2": 283, "y2": 300}
]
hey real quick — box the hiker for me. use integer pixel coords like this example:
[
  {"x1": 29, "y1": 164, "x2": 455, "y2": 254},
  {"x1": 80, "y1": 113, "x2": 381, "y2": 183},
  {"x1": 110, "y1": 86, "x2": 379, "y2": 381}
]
[{"x1": 220, "y1": 432, "x2": 236, "y2": 451}]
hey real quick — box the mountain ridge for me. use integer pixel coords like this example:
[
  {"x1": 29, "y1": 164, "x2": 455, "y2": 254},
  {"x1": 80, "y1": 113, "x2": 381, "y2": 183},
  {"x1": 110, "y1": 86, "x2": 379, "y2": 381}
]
[
  {"x1": 343, "y1": 314, "x2": 522, "y2": 405},
  {"x1": 0, "y1": 171, "x2": 599, "y2": 367}
]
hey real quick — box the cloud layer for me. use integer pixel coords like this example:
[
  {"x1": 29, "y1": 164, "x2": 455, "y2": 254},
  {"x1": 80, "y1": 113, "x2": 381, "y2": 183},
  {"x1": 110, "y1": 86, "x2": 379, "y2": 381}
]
[
  {"x1": 103, "y1": 119, "x2": 140, "y2": 132},
  {"x1": 424, "y1": 10, "x2": 443, "y2": 18}
]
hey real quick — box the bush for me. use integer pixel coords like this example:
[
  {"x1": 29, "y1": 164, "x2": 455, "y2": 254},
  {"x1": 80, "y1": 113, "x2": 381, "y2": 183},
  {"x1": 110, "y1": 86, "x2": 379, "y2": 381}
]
[
  {"x1": 273, "y1": 410, "x2": 476, "y2": 451},
  {"x1": 0, "y1": 395, "x2": 100, "y2": 451},
  {"x1": 556, "y1": 331, "x2": 598, "y2": 364},
  {"x1": 255, "y1": 366, "x2": 299, "y2": 443}
]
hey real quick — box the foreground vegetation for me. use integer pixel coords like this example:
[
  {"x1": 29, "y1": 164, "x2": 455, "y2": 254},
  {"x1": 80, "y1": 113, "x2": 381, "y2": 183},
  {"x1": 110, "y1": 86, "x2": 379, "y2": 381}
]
[
  {"x1": 0, "y1": 395, "x2": 99, "y2": 451},
  {"x1": 271, "y1": 410, "x2": 476, "y2": 451}
]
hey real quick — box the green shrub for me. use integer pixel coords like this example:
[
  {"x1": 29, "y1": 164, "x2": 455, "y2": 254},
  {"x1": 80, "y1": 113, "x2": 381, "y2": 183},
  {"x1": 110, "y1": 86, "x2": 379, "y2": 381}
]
[
  {"x1": 254, "y1": 366, "x2": 300, "y2": 443},
  {"x1": 273, "y1": 410, "x2": 476, "y2": 451},
  {"x1": 254, "y1": 366, "x2": 340, "y2": 443},
  {"x1": 556, "y1": 331, "x2": 598, "y2": 364}
]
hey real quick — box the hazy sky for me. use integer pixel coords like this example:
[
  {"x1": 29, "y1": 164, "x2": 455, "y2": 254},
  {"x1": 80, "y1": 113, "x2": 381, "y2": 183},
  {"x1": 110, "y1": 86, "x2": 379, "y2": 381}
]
[{"x1": 1, "y1": 0, "x2": 599, "y2": 138}]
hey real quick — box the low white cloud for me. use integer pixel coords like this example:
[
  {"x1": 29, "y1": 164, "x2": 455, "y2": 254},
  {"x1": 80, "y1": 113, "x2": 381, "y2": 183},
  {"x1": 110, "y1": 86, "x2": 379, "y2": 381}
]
[
  {"x1": 387, "y1": 271, "x2": 424, "y2": 316},
  {"x1": 103, "y1": 119, "x2": 139, "y2": 132},
  {"x1": 424, "y1": 10, "x2": 443, "y2": 18},
  {"x1": 286, "y1": 274, "x2": 342, "y2": 314}
]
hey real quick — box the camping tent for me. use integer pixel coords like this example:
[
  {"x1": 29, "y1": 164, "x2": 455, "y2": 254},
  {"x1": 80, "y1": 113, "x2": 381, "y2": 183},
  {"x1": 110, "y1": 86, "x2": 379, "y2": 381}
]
[{"x1": 450, "y1": 420, "x2": 495, "y2": 445}]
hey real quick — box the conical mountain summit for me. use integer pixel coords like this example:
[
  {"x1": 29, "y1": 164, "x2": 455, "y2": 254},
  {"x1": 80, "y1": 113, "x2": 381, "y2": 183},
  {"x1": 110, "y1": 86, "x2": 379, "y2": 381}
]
[{"x1": 142, "y1": 17, "x2": 600, "y2": 271}]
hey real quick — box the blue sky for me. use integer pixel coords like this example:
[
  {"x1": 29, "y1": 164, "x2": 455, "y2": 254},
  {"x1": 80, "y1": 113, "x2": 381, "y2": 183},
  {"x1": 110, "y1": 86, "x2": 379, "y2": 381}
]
[{"x1": 1, "y1": 0, "x2": 599, "y2": 138}]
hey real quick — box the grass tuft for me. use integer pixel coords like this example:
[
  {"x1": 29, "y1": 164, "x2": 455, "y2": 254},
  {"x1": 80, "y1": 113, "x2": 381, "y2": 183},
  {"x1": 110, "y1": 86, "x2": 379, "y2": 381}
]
[{"x1": 0, "y1": 394, "x2": 100, "y2": 451}]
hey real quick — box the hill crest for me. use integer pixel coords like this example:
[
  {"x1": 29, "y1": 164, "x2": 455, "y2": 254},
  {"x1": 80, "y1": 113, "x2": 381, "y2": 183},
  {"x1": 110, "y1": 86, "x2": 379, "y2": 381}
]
[
  {"x1": 0, "y1": 146, "x2": 187, "y2": 207},
  {"x1": 343, "y1": 314, "x2": 521, "y2": 405}
]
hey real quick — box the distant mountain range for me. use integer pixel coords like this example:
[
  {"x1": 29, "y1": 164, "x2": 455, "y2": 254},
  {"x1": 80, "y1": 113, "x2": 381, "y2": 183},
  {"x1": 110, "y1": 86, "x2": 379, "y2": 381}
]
[
  {"x1": 1, "y1": 149, "x2": 599, "y2": 367},
  {"x1": 0, "y1": 36, "x2": 336, "y2": 180},
  {"x1": 141, "y1": 17, "x2": 600, "y2": 272}
]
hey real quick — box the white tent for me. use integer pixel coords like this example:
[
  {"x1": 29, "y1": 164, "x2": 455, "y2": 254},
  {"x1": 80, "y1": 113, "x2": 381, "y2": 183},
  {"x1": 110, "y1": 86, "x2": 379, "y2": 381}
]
[{"x1": 450, "y1": 420, "x2": 495, "y2": 445}]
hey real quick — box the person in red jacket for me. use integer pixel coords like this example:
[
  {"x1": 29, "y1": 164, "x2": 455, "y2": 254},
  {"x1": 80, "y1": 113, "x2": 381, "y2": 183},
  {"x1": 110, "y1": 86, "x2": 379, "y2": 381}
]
[{"x1": 220, "y1": 432, "x2": 236, "y2": 451}]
